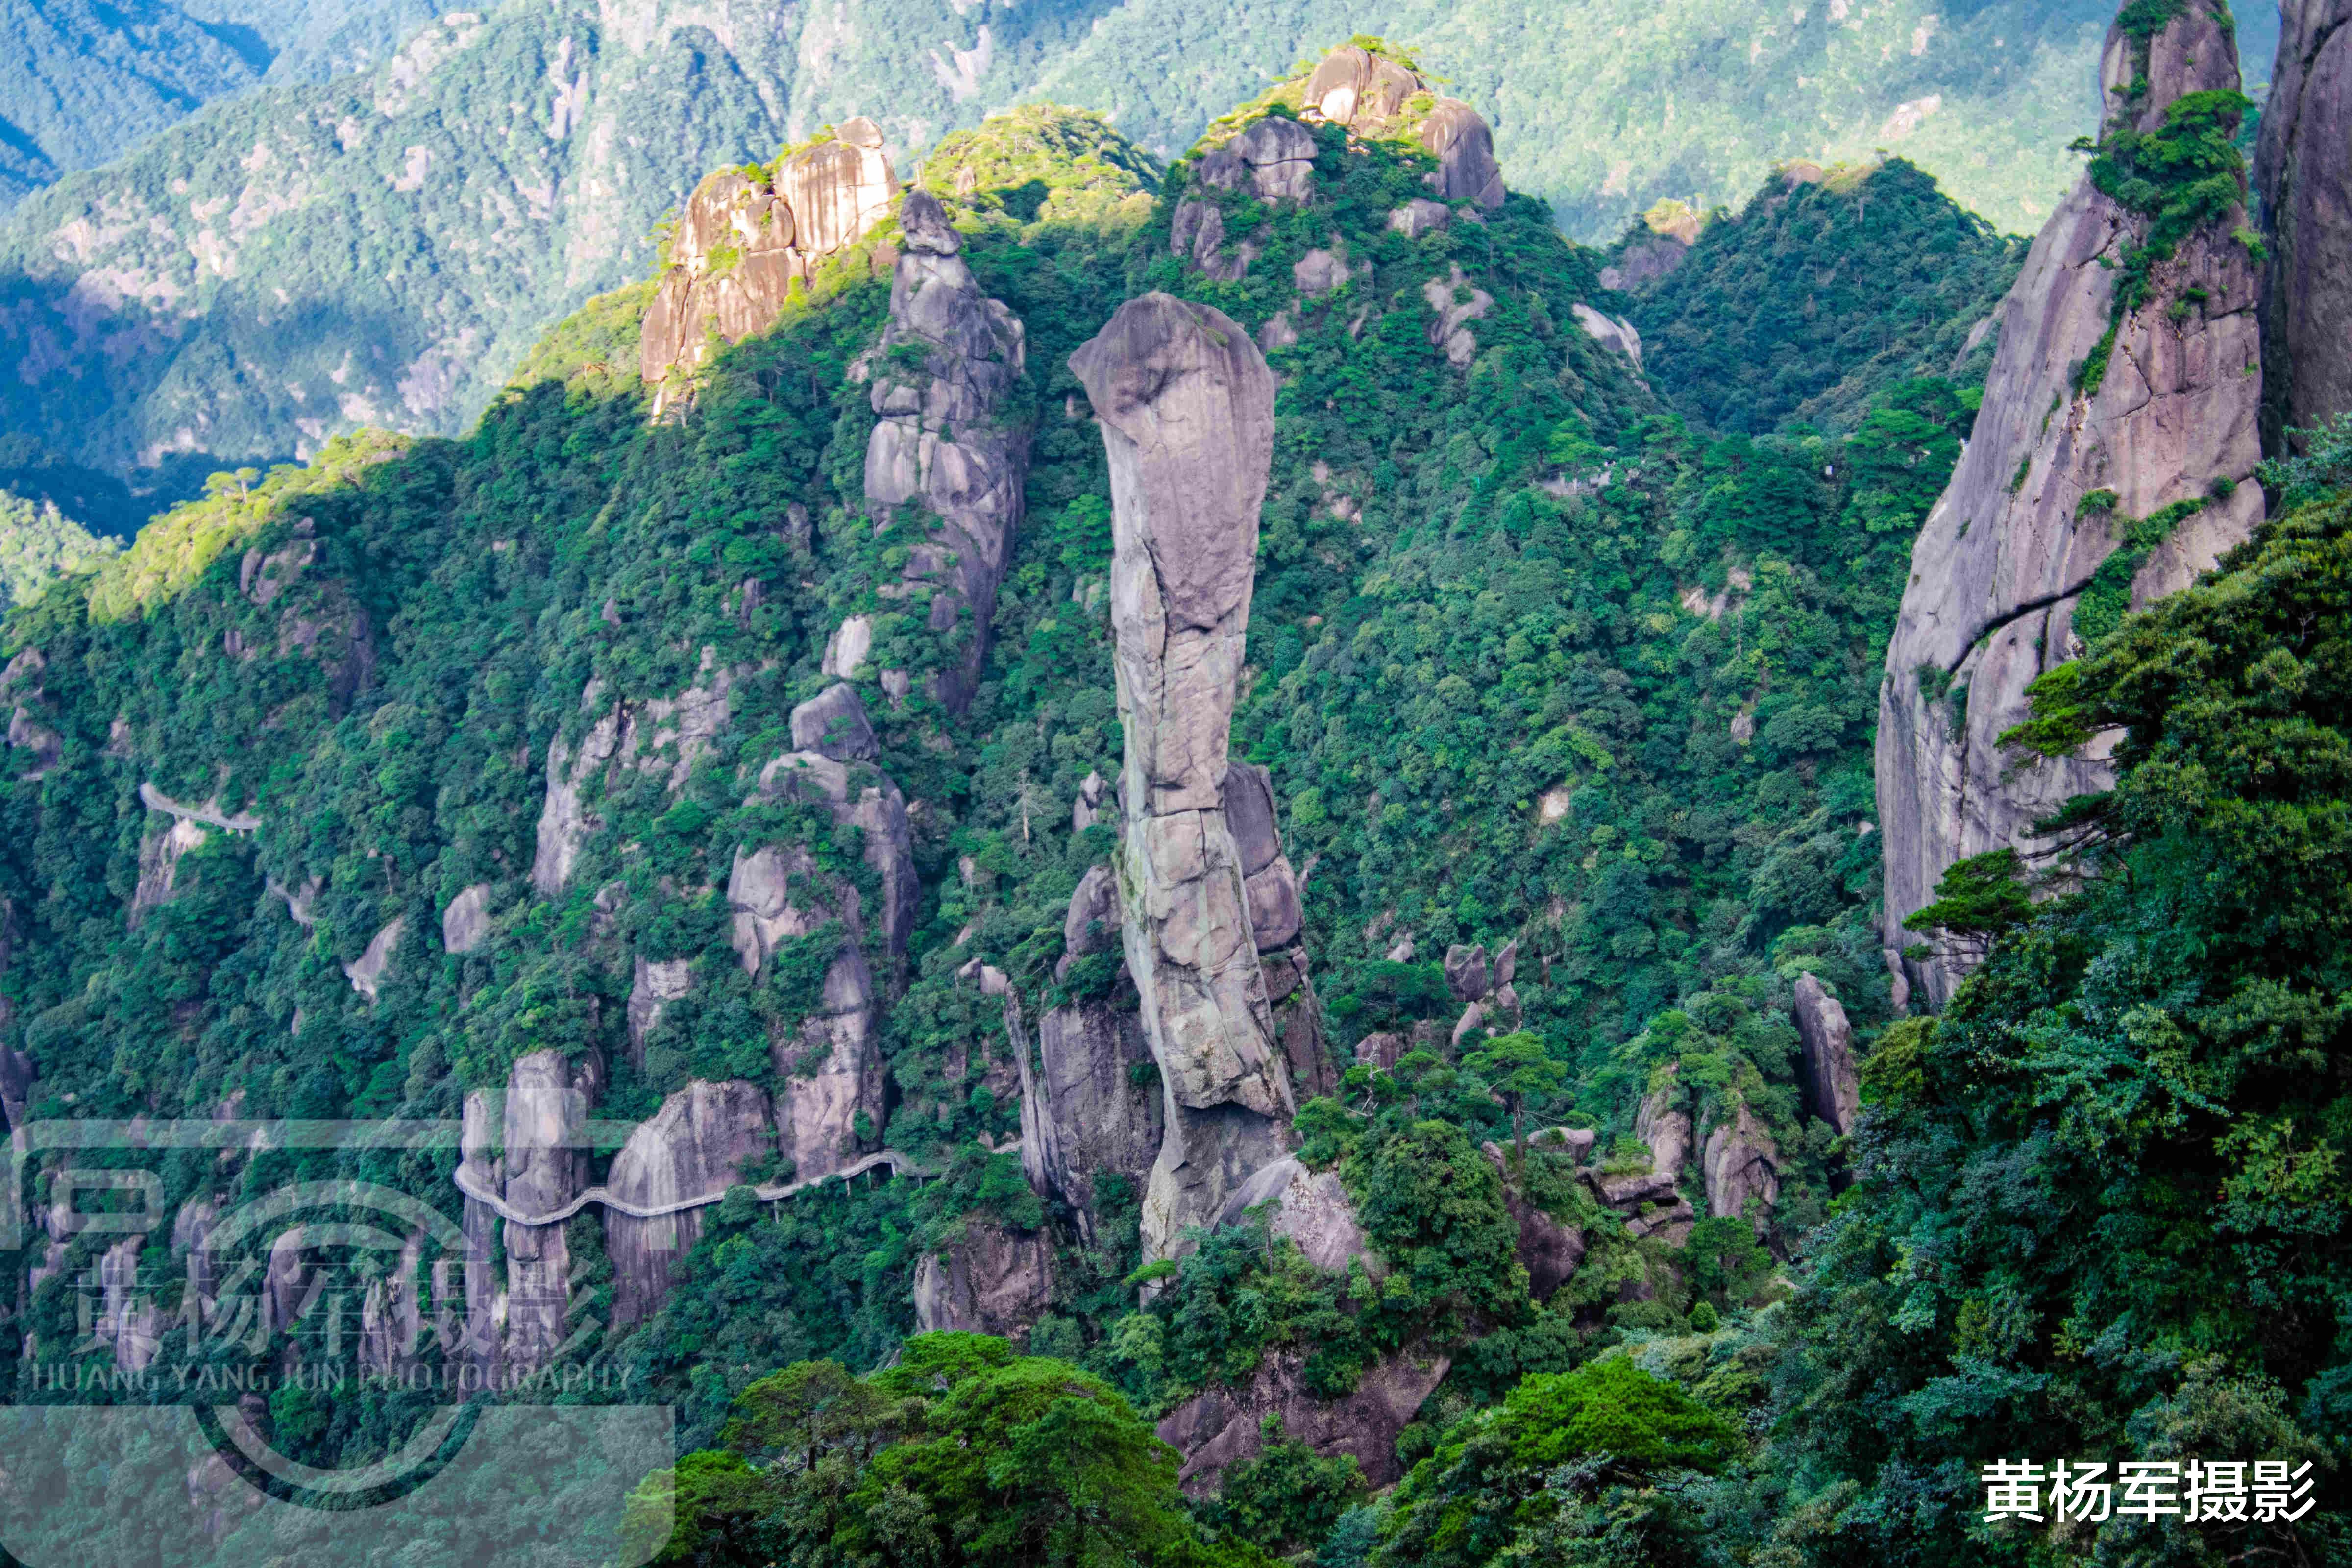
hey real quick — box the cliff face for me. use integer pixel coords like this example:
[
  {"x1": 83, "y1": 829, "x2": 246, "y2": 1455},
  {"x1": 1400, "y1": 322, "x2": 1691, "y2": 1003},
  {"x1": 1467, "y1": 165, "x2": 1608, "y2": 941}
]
[
  {"x1": 1069, "y1": 293, "x2": 1294, "y2": 1263},
  {"x1": 2257, "y1": 0, "x2": 2352, "y2": 445},
  {"x1": 639, "y1": 119, "x2": 899, "y2": 415},
  {"x1": 1877, "y1": 2, "x2": 2262, "y2": 1006}
]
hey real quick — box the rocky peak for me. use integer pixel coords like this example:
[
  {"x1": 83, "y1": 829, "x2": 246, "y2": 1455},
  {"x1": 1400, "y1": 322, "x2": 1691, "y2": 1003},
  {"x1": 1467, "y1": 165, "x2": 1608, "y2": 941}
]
[
  {"x1": 1302, "y1": 46, "x2": 1423, "y2": 127},
  {"x1": 857, "y1": 186, "x2": 1031, "y2": 716},
  {"x1": 639, "y1": 118, "x2": 900, "y2": 414},
  {"x1": 1876, "y1": 0, "x2": 2262, "y2": 1005},
  {"x1": 2257, "y1": 0, "x2": 2352, "y2": 446},
  {"x1": 1296, "y1": 43, "x2": 1504, "y2": 210},
  {"x1": 1070, "y1": 293, "x2": 1295, "y2": 1264}
]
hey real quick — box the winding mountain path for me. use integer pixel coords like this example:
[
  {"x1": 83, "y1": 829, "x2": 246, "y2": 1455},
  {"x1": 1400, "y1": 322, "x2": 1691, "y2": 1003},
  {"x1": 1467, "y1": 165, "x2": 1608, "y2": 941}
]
[{"x1": 451, "y1": 1145, "x2": 998, "y2": 1226}]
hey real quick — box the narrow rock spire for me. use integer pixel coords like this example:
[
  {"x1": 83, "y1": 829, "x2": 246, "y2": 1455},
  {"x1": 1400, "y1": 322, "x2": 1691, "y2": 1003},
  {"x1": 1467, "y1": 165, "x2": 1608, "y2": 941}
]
[{"x1": 1070, "y1": 293, "x2": 1294, "y2": 1263}]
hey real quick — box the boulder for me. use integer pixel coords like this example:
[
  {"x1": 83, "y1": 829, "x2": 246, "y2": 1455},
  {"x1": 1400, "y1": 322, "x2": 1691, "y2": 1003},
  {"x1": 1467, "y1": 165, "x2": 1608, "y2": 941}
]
[
  {"x1": 1215, "y1": 1155, "x2": 1371, "y2": 1273},
  {"x1": 1196, "y1": 116, "x2": 1319, "y2": 203},
  {"x1": 603, "y1": 1079, "x2": 778, "y2": 1328},
  {"x1": 1303, "y1": 45, "x2": 1422, "y2": 127},
  {"x1": 1482, "y1": 1142, "x2": 1586, "y2": 1300},
  {"x1": 441, "y1": 883, "x2": 492, "y2": 954},
  {"x1": 0, "y1": 1044, "x2": 34, "y2": 1130},
  {"x1": 1387, "y1": 197, "x2": 1451, "y2": 238},
  {"x1": 1293, "y1": 246, "x2": 1351, "y2": 298},
  {"x1": 1635, "y1": 1069, "x2": 1691, "y2": 1178},
  {"x1": 1070, "y1": 294, "x2": 1294, "y2": 1264},
  {"x1": 822, "y1": 613, "x2": 873, "y2": 678},
  {"x1": 1791, "y1": 973, "x2": 1861, "y2": 1136},
  {"x1": 1224, "y1": 762, "x2": 1282, "y2": 876},
  {"x1": 1571, "y1": 303, "x2": 1644, "y2": 368},
  {"x1": 342, "y1": 917, "x2": 404, "y2": 1003},
  {"x1": 1158, "y1": 1347, "x2": 1449, "y2": 1494},
  {"x1": 1596, "y1": 232, "x2": 1690, "y2": 293},
  {"x1": 2258, "y1": 0, "x2": 2352, "y2": 445},
  {"x1": 913, "y1": 1222, "x2": 1056, "y2": 1340},
  {"x1": 1420, "y1": 99, "x2": 1505, "y2": 209},
  {"x1": 789, "y1": 682, "x2": 880, "y2": 761},
  {"x1": 627, "y1": 954, "x2": 695, "y2": 1064},
  {"x1": 1243, "y1": 858, "x2": 1303, "y2": 950},
  {"x1": 1591, "y1": 1168, "x2": 1678, "y2": 1209},
  {"x1": 1421, "y1": 262, "x2": 1493, "y2": 366},
  {"x1": 1443, "y1": 943, "x2": 1490, "y2": 1004},
  {"x1": 1061, "y1": 862, "x2": 1123, "y2": 957},
  {"x1": 129, "y1": 817, "x2": 208, "y2": 929},
  {"x1": 1877, "y1": 4, "x2": 2263, "y2": 1006},
  {"x1": 1071, "y1": 768, "x2": 1108, "y2": 833}
]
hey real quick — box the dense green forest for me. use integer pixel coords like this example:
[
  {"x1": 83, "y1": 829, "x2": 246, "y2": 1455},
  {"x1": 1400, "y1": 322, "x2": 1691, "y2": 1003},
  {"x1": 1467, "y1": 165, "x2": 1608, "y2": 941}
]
[{"x1": 0, "y1": 22, "x2": 2340, "y2": 1568}]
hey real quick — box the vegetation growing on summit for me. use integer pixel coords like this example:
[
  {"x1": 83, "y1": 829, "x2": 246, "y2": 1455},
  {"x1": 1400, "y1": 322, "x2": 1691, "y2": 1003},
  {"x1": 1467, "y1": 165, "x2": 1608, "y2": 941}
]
[{"x1": 1617, "y1": 158, "x2": 2026, "y2": 434}]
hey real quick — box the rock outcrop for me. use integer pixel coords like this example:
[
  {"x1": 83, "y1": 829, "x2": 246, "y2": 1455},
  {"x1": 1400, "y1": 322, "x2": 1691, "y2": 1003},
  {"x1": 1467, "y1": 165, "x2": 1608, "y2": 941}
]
[
  {"x1": 1158, "y1": 1347, "x2": 1450, "y2": 1494},
  {"x1": 640, "y1": 119, "x2": 898, "y2": 414},
  {"x1": 1297, "y1": 44, "x2": 1503, "y2": 211},
  {"x1": 1420, "y1": 99, "x2": 1506, "y2": 210},
  {"x1": 857, "y1": 188, "x2": 1031, "y2": 715},
  {"x1": 1024, "y1": 981, "x2": 1162, "y2": 1244},
  {"x1": 441, "y1": 883, "x2": 492, "y2": 954},
  {"x1": 456, "y1": 1049, "x2": 605, "y2": 1369},
  {"x1": 1701, "y1": 1104, "x2": 1779, "y2": 1233},
  {"x1": 0, "y1": 1043, "x2": 34, "y2": 1130},
  {"x1": 1214, "y1": 1155, "x2": 1371, "y2": 1272},
  {"x1": 1070, "y1": 294, "x2": 1295, "y2": 1264},
  {"x1": 1876, "y1": 4, "x2": 2263, "y2": 1006},
  {"x1": 2257, "y1": 0, "x2": 2352, "y2": 446},
  {"x1": 1302, "y1": 46, "x2": 1422, "y2": 127},
  {"x1": 1791, "y1": 973, "x2": 1861, "y2": 1137},
  {"x1": 603, "y1": 1078, "x2": 778, "y2": 1328},
  {"x1": 723, "y1": 748, "x2": 917, "y2": 1186},
  {"x1": 1482, "y1": 1143, "x2": 1586, "y2": 1301},
  {"x1": 532, "y1": 664, "x2": 734, "y2": 897},
  {"x1": 1634, "y1": 1068, "x2": 1692, "y2": 1179},
  {"x1": 912, "y1": 1223, "x2": 1056, "y2": 1340}
]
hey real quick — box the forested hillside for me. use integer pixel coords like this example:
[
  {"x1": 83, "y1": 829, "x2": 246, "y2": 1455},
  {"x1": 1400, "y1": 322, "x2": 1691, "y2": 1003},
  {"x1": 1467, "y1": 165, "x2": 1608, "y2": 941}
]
[
  {"x1": 0, "y1": 0, "x2": 450, "y2": 208},
  {"x1": 0, "y1": 10, "x2": 2342, "y2": 1568},
  {"x1": 0, "y1": 0, "x2": 2258, "y2": 508}
]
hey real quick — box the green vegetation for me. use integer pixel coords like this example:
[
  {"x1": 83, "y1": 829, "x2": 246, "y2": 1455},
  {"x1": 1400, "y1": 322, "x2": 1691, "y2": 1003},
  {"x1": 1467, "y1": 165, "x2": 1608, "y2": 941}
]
[
  {"x1": 1618, "y1": 158, "x2": 2026, "y2": 433},
  {"x1": 2071, "y1": 5, "x2": 2255, "y2": 398},
  {"x1": 0, "y1": 0, "x2": 2265, "y2": 493},
  {"x1": 1760, "y1": 484, "x2": 2352, "y2": 1566},
  {"x1": 0, "y1": 489, "x2": 117, "y2": 610},
  {"x1": 632, "y1": 1333, "x2": 1272, "y2": 1567},
  {"x1": 10, "y1": 28, "x2": 2336, "y2": 1565}
]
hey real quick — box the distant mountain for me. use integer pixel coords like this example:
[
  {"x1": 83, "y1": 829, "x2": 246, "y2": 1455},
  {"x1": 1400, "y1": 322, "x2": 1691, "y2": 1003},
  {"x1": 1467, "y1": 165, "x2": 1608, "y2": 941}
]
[
  {"x1": 0, "y1": 0, "x2": 2276, "y2": 498},
  {"x1": 0, "y1": 0, "x2": 445, "y2": 210}
]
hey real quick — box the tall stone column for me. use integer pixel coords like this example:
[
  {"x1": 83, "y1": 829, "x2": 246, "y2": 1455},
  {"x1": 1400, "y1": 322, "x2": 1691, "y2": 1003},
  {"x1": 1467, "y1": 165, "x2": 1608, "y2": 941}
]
[{"x1": 1070, "y1": 293, "x2": 1294, "y2": 1263}]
